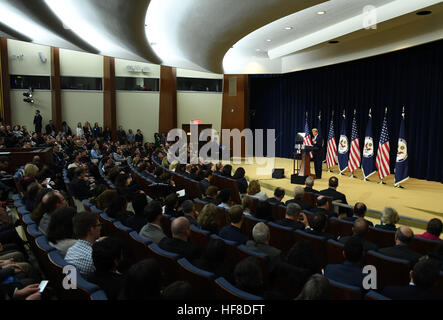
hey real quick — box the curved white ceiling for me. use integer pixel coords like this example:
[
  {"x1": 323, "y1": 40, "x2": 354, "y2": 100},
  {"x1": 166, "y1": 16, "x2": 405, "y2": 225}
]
[{"x1": 0, "y1": 0, "x2": 441, "y2": 75}]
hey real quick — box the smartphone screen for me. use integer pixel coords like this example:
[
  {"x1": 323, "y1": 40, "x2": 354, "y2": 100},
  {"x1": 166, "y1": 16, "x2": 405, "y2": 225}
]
[
  {"x1": 176, "y1": 189, "x2": 186, "y2": 197},
  {"x1": 39, "y1": 280, "x2": 49, "y2": 293}
]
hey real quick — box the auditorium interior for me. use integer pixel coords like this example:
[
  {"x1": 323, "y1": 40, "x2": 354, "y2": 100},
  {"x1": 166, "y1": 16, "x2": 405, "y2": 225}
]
[{"x1": 0, "y1": 0, "x2": 442, "y2": 303}]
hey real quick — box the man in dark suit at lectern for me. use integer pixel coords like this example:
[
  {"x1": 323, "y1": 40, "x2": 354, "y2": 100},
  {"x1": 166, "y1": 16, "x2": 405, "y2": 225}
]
[{"x1": 311, "y1": 128, "x2": 323, "y2": 179}]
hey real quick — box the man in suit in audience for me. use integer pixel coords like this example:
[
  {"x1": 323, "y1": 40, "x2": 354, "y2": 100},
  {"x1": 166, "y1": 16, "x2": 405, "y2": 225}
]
[
  {"x1": 219, "y1": 205, "x2": 248, "y2": 245},
  {"x1": 33, "y1": 110, "x2": 42, "y2": 134},
  {"x1": 45, "y1": 120, "x2": 56, "y2": 135},
  {"x1": 338, "y1": 218, "x2": 378, "y2": 252},
  {"x1": 267, "y1": 187, "x2": 285, "y2": 206},
  {"x1": 276, "y1": 203, "x2": 308, "y2": 230},
  {"x1": 378, "y1": 226, "x2": 422, "y2": 268},
  {"x1": 181, "y1": 200, "x2": 199, "y2": 227},
  {"x1": 304, "y1": 176, "x2": 319, "y2": 194},
  {"x1": 305, "y1": 213, "x2": 335, "y2": 240},
  {"x1": 342, "y1": 202, "x2": 374, "y2": 226},
  {"x1": 70, "y1": 167, "x2": 93, "y2": 200},
  {"x1": 199, "y1": 170, "x2": 212, "y2": 195},
  {"x1": 382, "y1": 258, "x2": 443, "y2": 300},
  {"x1": 158, "y1": 217, "x2": 201, "y2": 261},
  {"x1": 246, "y1": 222, "x2": 281, "y2": 262},
  {"x1": 319, "y1": 177, "x2": 348, "y2": 204},
  {"x1": 311, "y1": 196, "x2": 337, "y2": 219},
  {"x1": 324, "y1": 237, "x2": 364, "y2": 288},
  {"x1": 285, "y1": 186, "x2": 312, "y2": 210},
  {"x1": 139, "y1": 200, "x2": 166, "y2": 244}
]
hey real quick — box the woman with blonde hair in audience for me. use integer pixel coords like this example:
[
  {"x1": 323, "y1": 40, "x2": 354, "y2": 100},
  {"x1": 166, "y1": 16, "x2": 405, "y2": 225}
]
[
  {"x1": 247, "y1": 180, "x2": 268, "y2": 201},
  {"x1": 375, "y1": 207, "x2": 400, "y2": 231},
  {"x1": 20, "y1": 163, "x2": 40, "y2": 191},
  {"x1": 197, "y1": 203, "x2": 219, "y2": 234}
]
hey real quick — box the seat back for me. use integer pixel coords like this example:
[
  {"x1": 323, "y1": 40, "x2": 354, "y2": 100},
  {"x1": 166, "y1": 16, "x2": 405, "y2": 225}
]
[
  {"x1": 302, "y1": 192, "x2": 316, "y2": 208},
  {"x1": 409, "y1": 236, "x2": 441, "y2": 255},
  {"x1": 47, "y1": 250, "x2": 100, "y2": 300},
  {"x1": 177, "y1": 258, "x2": 216, "y2": 299},
  {"x1": 236, "y1": 245, "x2": 269, "y2": 282},
  {"x1": 210, "y1": 234, "x2": 239, "y2": 265},
  {"x1": 160, "y1": 214, "x2": 172, "y2": 238},
  {"x1": 128, "y1": 231, "x2": 153, "y2": 261},
  {"x1": 366, "y1": 227, "x2": 395, "y2": 248},
  {"x1": 215, "y1": 207, "x2": 229, "y2": 230},
  {"x1": 82, "y1": 199, "x2": 92, "y2": 212},
  {"x1": 148, "y1": 243, "x2": 181, "y2": 285},
  {"x1": 365, "y1": 250, "x2": 410, "y2": 289},
  {"x1": 212, "y1": 175, "x2": 241, "y2": 204},
  {"x1": 194, "y1": 198, "x2": 208, "y2": 213},
  {"x1": 214, "y1": 277, "x2": 263, "y2": 300},
  {"x1": 189, "y1": 225, "x2": 210, "y2": 250},
  {"x1": 241, "y1": 215, "x2": 267, "y2": 240},
  {"x1": 364, "y1": 290, "x2": 391, "y2": 300},
  {"x1": 267, "y1": 222, "x2": 295, "y2": 252},
  {"x1": 99, "y1": 213, "x2": 117, "y2": 237},
  {"x1": 34, "y1": 236, "x2": 56, "y2": 277},
  {"x1": 26, "y1": 224, "x2": 43, "y2": 254},
  {"x1": 328, "y1": 278, "x2": 362, "y2": 300},
  {"x1": 112, "y1": 221, "x2": 134, "y2": 259},
  {"x1": 90, "y1": 290, "x2": 109, "y2": 300},
  {"x1": 293, "y1": 229, "x2": 328, "y2": 268},
  {"x1": 327, "y1": 217, "x2": 354, "y2": 238},
  {"x1": 326, "y1": 239, "x2": 346, "y2": 265}
]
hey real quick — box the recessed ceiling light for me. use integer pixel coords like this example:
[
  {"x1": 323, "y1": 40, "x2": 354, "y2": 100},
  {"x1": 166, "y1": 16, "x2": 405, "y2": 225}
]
[
  {"x1": 416, "y1": 10, "x2": 432, "y2": 15},
  {"x1": 266, "y1": 39, "x2": 272, "y2": 42},
  {"x1": 328, "y1": 40, "x2": 339, "y2": 44},
  {"x1": 284, "y1": 26, "x2": 293, "y2": 30},
  {"x1": 317, "y1": 11, "x2": 326, "y2": 15},
  {"x1": 256, "y1": 49, "x2": 261, "y2": 51}
]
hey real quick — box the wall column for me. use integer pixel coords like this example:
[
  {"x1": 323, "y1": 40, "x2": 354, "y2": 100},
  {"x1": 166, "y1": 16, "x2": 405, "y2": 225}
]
[
  {"x1": 221, "y1": 74, "x2": 248, "y2": 157},
  {"x1": 159, "y1": 65, "x2": 177, "y2": 135},
  {"x1": 0, "y1": 38, "x2": 11, "y2": 125},
  {"x1": 51, "y1": 47, "x2": 62, "y2": 130},
  {"x1": 103, "y1": 56, "x2": 116, "y2": 139}
]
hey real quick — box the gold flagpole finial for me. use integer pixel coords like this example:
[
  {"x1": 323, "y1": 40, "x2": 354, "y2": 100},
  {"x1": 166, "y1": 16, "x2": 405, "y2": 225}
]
[
  {"x1": 385, "y1": 107, "x2": 388, "y2": 115},
  {"x1": 402, "y1": 106, "x2": 405, "y2": 119},
  {"x1": 354, "y1": 109, "x2": 357, "y2": 115},
  {"x1": 343, "y1": 109, "x2": 346, "y2": 118},
  {"x1": 369, "y1": 108, "x2": 372, "y2": 118}
]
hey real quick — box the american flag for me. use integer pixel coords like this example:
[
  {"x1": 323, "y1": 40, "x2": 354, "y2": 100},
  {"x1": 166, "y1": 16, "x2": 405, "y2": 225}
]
[
  {"x1": 348, "y1": 113, "x2": 361, "y2": 172},
  {"x1": 303, "y1": 115, "x2": 313, "y2": 158},
  {"x1": 376, "y1": 115, "x2": 390, "y2": 180},
  {"x1": 326, "y1": 117, "x2": 337, "y2": 169}
]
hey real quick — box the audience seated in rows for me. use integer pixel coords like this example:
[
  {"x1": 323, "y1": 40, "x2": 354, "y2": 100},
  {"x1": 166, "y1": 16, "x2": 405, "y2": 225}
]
[
  {"x1": 276, "y1": 203, "x2": 308, "y2": 230},
  {"x1": 311, "y1": 196, "x2": 336, "y2": 218},
  {"x1": 304, "y1": 176, "x2": 319, "y2": 195},
  {"x1": 139, "y1": 200, "x2": 166, "y2": 244},
  {"x1": 319, "y1": 177, "x2": 347, "y2": 204},
  {"x1": 416, "y1": 218, "x2": 442, "y2": 241},
  {"x1": 338, "y1": 218, "x2": 378, "y2": 252},
  {"x1": 47, "y1": 207, "x2": 77, "y2": 257},
  {"x1": 197, "y1": 204, "x2": 219, "y2": 234},
  {"x1": 342, "y1": 202, "x2": 373, "y2": 226},
  {"x1": 219, "y1": 205, "x2": 248, "y2": 245},
  {"x1": 246, "y1": 222, "x2": 282, "y2": 263},
  {"x1": 247, "y1": 180, "x2": 267, "y2": 202},
  {"x1": 267, "y1": 187, "x2": 285, "y2": 206},
  {"x1": 375, "y1": 207, "x2": 399, "y2": 231},
  {"x1": 286, "y1": 186, "x2": 312, "y2": 211}
]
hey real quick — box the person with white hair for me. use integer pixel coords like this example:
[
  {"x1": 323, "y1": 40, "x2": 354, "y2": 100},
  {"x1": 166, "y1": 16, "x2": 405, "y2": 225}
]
[
  {"x1": 285, "y1": 186, "x2": 312, "y2": 210},
  {"x1": 304, "y1": 176, "x2": 319, "y2": 194},
  {"x1": 245, "y1": 222, "x2": 281, "y2": 260}
]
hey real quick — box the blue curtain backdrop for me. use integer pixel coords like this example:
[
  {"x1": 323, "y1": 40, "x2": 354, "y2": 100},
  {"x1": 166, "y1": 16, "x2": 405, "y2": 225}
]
[{"x1": 249, "y1": 39, "x2": 443, "y2": 183}]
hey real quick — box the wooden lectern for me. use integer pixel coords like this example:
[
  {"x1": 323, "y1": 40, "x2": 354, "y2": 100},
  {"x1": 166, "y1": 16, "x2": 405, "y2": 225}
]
[{"x1": 293, "y1": 146, "x2": 316, "y2": 179}]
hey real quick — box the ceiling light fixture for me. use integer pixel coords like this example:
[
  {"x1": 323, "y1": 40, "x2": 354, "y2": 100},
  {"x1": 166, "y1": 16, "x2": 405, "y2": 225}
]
[
  {"x1": 284, "y1": 26, "x2": 293, "y2": 30},
  {"x1": 317, "y1": 11, "x2": 326, "y2": 15},
  {"x1": 266, "y1": 39, "x2": 272, "y2": 42}
]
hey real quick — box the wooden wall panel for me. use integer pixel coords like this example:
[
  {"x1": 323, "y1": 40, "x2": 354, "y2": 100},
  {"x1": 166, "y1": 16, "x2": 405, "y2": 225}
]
[
  {"x1": 103, "y1": 56, "x2": 116, "y2": 139},
  {"x1": 51, "y1": 47, "x2": 62, "y2": 130},
  {"x1": 0, "y1": 38, "x2": 11, "y2": 125},
  {"x1": 159, "y1": 65, "x2": 177, "y2": 135},
  {"x1": 221, "y1": 74, "x2": 248, "y2": 156}
]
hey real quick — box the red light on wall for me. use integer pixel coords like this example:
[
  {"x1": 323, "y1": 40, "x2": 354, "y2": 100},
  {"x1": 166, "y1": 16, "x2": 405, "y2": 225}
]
[{"x1": 191, "y1": 120, "x2": 202, "y2": 124}]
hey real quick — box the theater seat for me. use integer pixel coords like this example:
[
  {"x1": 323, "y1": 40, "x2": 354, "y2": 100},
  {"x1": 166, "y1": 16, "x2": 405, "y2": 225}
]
[
  {"x1": 409, "y1": 236, "x2": 441, "y2": 255},
  {"x1": 22, "y1": 214, "x2": 36, "y2": 226},
  {"x1": 293, "y1": 229, "x2": 327, "y2": 268},
  {"x1": 82, "y1": 199, "x2": 92, "y2": 212},
  {"x1": 326, "y1": 239, "x2": 346, "y2": 265},
  {"x1": 99, "y1": 213, "x2": 116, "y2": 237},
  {"x1": 148, "y1": 243, "x2": 181, "y2": 285},
  {"x1": 328, "y1": 278, "x2": 362, "y2": 300},
  {"x1": 366, "y1": 227, "x2": 395, "y2": 249},
  {"x1": 90, "y1": 290, "x2": 108, "y2": 300},
  {"x1": 34, "y1": 236, "x2": 56, "y2": 277},
  {"x1": 364, "y1": 290, "x2": 391, "y2": 300},
  {"x1": 236, "y1": 245, "x2": 269, "y2": 282},
  {"x1": 210, "y1": 234, "x2": 239, "y2": 265},
  {"x1": 129, "y1": 231, "x2": 153, "y2": 261},
  {"x1": 241, "y1": 215, "x2": 267, "y2": 240},
  {"x1": 177, "y1": 258, "x2": 216, "y2": 299},
  {"x1": 214, "y1": 277, "x2": 263, "y2": 300},
  {"x1": 267, "y1": 222, "x2": 295, "y2": 252},
  {"x1": 365, "y1": 250, "x2": 410, "y2": 289},
  {"x1": 189, "y1": 224, "x2": 210, "y2": 250}
]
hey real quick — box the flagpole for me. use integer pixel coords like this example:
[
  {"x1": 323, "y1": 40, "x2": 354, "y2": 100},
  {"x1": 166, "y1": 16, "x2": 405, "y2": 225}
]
[
  {"x1": 328, "y1": 110, "x2": 335, "y2": 173},
  {"x1": 395, "y1": 106, "x2": 406, "y2": 189},
  {"x1": 350, "y1": 109, "x2": 357, "y2": 179},
  {"x1": 339, "y1": 109, "x2": 345, "y2": 175},
  {"x1": 379, "y1": 107, "x2": 388, "y2": 185},
  {"x1": 363, "y1": 108, "x2": 372, "y2": 181}
]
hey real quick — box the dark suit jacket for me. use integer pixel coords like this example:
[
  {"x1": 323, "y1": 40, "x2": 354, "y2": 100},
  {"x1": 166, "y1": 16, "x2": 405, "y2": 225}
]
[
  {"x1": 45, "y1": 124, "x2": 56, "y2": 135},
  {"x1": 304, "y1": 187, "x2": 320, "y2": 194},
  {"x1": 70, "y1": 178, "x2": 92, "y2": 200},
  {"x1": 324, "y1": 261, "x2": 363, "y2": 288},
  {"x1": 339, "y1": 235, "x2": 378, "y2": 252},
  {"x1": 319, "y1": 188, "x2": 348, "y2": 204},
  {"x1": 311, "y1": 135, "x2": 324, "y2": 159},
  {"x1": 124, "y1": 215, "x2": 148, "y2": 233},
  {"x1": 377, "y1": 244, "x2": 422, "y2": 268},
  {"x1": 158, "y1": 237, "x2": 201, "y2": 261},
  {"x1": 305, "y1": 229, "x2": 336, "y2": 241},
  {"x1": 382, "y1": 284, "x2": 443, "y2": 300},
  {"x1": 199, "y1": 179, "x2": 211, "y2": 195},
  {"x1": 285, "y1": 198, "x2": 312, "y2": 211},
  {"x1": 219, "y1": 225, "x2": 248, "y2": 245},
  {"x1": 311, "y1": 207, "x2": 337, "y2": 219},
  {"x1": 267, "y1": 198, "x2": 284, "y2": 206},
  {"x1": 236, "y1": 178, "x2": 248, "y2": 194},
  {"x1": 342, "y1": 216, "x2": 374, "y2": 227},
  {"x1": 88, "y1": 271, "x2": 124, "y2": 300},
  {"x1": 276, "y1": 218, "x2": 305, "y2": 231},
  {"x1": 33, "y1": 114, "x2": 42, "y2": 131}
]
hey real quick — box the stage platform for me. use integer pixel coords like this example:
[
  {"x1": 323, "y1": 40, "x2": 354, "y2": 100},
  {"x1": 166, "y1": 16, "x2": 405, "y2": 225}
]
[{"x1": 229, "y1": 157, "x2": 443, "y2": 234}]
